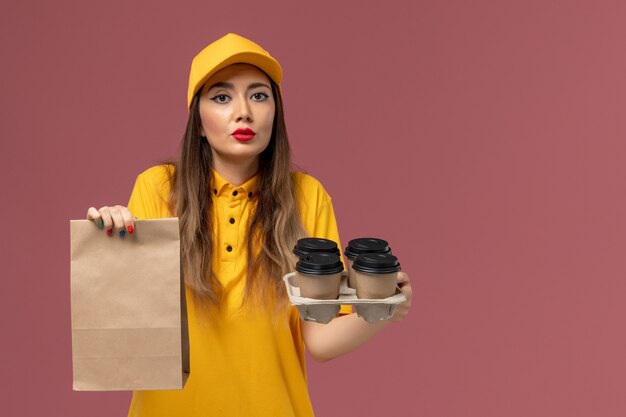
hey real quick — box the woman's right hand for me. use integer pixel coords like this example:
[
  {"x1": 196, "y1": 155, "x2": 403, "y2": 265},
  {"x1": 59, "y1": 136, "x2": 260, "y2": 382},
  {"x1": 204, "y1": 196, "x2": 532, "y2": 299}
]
[{"x1": 86, "y1": 206, "x2": 136, "y2": 237}]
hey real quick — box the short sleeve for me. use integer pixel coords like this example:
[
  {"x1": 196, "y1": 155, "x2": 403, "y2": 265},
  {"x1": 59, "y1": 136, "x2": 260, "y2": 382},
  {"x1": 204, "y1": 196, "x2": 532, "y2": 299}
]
[
  {"x1": 312, "y1": 200, "x2": 341, "y2": 253},
  {"x1": 316, "y1": 201, "x2": 352, "y2": 316},
  {"x1": 127, "y1": 166, "x2": 174, "y2": 220},
  {"x1": 293, "y1": 172, "x2": 352, "y2": 315}
]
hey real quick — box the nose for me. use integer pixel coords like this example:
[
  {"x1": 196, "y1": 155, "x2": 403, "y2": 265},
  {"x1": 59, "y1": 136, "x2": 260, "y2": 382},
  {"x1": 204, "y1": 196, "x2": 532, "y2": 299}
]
[{"x1": 235, "y1": 96, "x2": 253, "y2": 123}]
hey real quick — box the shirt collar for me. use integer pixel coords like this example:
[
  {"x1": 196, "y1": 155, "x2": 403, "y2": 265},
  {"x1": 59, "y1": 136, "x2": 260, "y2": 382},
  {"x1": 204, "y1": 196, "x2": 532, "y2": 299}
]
[{"x1": 212, "y1": 169, "x2": 260, "y2": 198}]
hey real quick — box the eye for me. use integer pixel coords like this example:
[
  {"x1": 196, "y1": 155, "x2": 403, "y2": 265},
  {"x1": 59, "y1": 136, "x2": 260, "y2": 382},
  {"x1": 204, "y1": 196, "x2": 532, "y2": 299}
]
[
  {"x1": 251, "y1": 92, "x2": 269, "y2": 102},
  {"x1": 211, "y1": 94, "x2": 230, "y2": 104}
]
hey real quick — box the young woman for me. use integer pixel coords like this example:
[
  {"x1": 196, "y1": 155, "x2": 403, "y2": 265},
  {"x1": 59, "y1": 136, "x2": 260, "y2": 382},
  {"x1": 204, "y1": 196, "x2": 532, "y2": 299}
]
[{"x1": 86, "y1": 33, "x2": 412, "y2": 417}]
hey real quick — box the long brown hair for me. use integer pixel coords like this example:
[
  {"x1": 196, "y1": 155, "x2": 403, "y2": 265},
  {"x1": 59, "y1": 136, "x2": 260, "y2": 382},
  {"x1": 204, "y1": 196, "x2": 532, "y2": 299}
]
[{"x1": 168, "y1": 77, "x2": 305, "y2": 313}]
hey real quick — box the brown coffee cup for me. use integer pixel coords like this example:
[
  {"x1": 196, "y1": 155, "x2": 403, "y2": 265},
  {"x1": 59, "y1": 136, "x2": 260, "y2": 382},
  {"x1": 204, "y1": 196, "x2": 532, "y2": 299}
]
[
  {"x1": 293, "y1": 238, "x2": 340, "y2": 287},
  {"x1": 295, "y1": 253, "x2": 344, "y2": 299},
  {"x1": 344, "y1": 238, "x2": 392, "y2": 289},
  {"x1": 353, "y1": 253, "x2": 401, "y2": 299}
]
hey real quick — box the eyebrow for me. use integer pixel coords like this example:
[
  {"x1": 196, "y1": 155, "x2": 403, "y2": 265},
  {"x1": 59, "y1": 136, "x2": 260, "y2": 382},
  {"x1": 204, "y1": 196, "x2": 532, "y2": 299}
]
[{"x1": 206, "y1": 81, "x2": 271, "y2": 92}]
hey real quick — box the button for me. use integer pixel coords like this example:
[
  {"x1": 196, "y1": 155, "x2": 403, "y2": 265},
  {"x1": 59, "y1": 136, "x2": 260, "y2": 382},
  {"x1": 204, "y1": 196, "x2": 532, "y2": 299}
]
[
  {"x1": 248, "y1": 192, "x2": 253, "y2": 198},
  {"x1": 229, "y1": 218, "x2": 235, "y2": 224},
  {"x1": 226, "y1": 245, "x2": 233, "y2": 252},
  {"x1": 232, "y1": 190, "x2": 238, "y2": 196}
]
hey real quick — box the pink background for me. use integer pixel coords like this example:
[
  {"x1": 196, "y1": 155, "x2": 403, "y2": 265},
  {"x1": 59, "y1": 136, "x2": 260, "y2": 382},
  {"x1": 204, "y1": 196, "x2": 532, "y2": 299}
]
[{"x1": 2, "y1": 0, "x2": 626, "y2": 415}]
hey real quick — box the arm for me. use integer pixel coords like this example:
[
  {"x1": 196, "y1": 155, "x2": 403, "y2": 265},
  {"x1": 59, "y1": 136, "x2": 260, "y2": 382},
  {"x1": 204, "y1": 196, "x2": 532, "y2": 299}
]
[
  {"x1": 294, "y1": 173, "x2": 413, "y2": 361},
  {"x1": 301, "y1": 271, "x2": 412, "y2": 362}
]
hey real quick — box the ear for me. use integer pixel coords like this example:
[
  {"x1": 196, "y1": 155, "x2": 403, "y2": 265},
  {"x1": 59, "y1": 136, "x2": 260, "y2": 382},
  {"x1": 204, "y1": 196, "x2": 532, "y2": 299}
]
[{"x1": 200, "y1": 128, "x2": 206, "y2": 138}]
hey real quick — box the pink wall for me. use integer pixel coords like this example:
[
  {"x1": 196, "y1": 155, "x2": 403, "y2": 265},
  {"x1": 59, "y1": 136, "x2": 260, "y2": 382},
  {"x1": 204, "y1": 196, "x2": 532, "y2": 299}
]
[{"x1": 2, "y1": 0, "x2": 626, "y2": 415}]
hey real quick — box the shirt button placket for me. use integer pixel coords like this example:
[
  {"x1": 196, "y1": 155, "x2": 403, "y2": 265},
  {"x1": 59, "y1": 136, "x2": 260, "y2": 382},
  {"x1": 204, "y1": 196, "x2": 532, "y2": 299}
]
[{"x1": 224, "y1": 186, "x2": 242, "y2": 261}]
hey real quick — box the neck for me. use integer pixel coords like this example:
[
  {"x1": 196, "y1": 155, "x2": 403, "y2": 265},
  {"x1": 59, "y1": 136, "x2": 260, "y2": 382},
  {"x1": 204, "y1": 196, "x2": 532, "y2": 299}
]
[{"x1": 212, "y1": 156, "x2": 259, "y2": 186}]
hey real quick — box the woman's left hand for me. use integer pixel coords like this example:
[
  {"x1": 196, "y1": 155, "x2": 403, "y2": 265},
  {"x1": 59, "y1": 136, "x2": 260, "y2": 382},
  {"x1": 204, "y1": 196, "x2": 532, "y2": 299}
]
[{"x1": 389, "y1": 272, "x2": 412, "y2": 322}]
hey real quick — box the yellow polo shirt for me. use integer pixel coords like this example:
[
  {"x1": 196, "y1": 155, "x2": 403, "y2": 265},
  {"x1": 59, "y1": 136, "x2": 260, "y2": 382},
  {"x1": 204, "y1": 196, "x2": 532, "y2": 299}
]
[{"x1": 126, "y1": 165, "x2": 347, "y2": 417}]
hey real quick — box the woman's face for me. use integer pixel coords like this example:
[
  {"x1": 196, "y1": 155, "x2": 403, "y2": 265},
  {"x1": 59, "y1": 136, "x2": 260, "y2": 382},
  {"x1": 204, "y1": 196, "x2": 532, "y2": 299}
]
[{"x1": 198, "y1": 63, "x2": 275, "y2": 167}]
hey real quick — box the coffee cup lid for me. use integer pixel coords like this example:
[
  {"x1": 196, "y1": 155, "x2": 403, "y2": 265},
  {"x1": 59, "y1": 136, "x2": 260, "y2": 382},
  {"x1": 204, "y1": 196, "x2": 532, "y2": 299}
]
[
  {"x1": 293, "y1": 237, "x2": 340, "y2": 257},
  {"x1": 295, "y1": 253, "x2": 344, "y2": 275},
  {"x1": 344, "y1": 237, "x2": 391, "y2": 260},
  {"x1": 352, "y1": 253, "x2": 400, "y2": 274}
]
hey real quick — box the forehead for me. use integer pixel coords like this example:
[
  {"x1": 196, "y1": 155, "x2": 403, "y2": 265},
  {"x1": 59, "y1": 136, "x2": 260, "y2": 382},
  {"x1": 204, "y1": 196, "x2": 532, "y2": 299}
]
[{"x1": 204, "y1": 63, "x2": 271, "y2": 90}]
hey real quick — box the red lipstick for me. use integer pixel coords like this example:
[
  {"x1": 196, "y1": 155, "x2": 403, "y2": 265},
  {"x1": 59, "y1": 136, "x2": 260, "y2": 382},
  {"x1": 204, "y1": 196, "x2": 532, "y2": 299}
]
[{"x1": 232, "y1": 128, "x2": 256, "y2": 142}]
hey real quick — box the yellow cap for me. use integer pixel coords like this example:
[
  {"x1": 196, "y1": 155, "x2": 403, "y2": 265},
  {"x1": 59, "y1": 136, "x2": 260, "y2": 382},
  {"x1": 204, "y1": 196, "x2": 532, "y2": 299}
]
[{"x1": 187, "y1": 33, "x2": 282, "y2": 110}]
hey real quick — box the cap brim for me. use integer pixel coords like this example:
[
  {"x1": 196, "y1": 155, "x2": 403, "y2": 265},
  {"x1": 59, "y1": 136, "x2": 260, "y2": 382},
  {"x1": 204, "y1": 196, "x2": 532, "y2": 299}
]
[{"x1": 188, "y1": 51, "x2": 282, "y2": 109}]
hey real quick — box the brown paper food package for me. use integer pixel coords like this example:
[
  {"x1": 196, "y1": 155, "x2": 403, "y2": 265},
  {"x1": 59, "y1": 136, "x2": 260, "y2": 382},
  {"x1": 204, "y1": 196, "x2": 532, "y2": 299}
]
[{"x1": 70, "y1": 218, "x2": 189, "y2": 391}]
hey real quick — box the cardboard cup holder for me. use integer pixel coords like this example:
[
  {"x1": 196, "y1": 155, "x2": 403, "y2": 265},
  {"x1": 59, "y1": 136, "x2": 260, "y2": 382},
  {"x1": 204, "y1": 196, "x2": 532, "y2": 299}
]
[{"x1": 283, "y1": 271, "x2": 406, "y2": 324}]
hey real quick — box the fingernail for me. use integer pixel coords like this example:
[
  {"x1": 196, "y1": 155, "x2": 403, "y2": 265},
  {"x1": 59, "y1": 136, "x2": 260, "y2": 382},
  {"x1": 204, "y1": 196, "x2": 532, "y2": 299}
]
[
  {"x1": 119, "y1": 230, "x2": 126, "y2": 238},
  {"x1": 127, "y1": 225, "x2": 134, "y2": 234},
  {"x1": 107, "y1": 228, "x2": 113, "y2": 236},
  {"x1": 98, "y1": 219, "x2": 103, "y2": 229}
]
